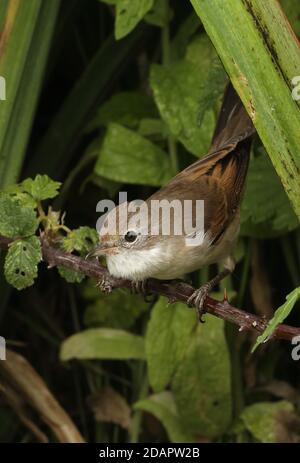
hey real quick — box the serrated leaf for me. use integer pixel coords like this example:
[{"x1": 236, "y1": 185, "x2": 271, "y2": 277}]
[
  {"x1": 241, "y1": 401, "x2": 294, "y2": 443},
  {"x1": 252, "y1": 287, "x2": 300, "y2": 351},
  {"x1": 4, "y1": 236, "x2": 42, "y2": 290},
  {"x1": 171, "y1": 315, "x2": 232, "y2": 437},
  {"x1": 0, "y1": 195, "x2": 38, "y2": 238},
  {"x1": 241, "y1": 152, "x2": 299, "y2": 237},
  {"x1": 61, "y1": 226, "x2": 98, "y2": 253},
  {"x1": 21, "y1": 174, "x2": 61, "y2": 200},
  {"x1": 86, "y1": 92, "x2": 157, "y2": 132},
  {"x1": 60, "y1": 328, "x2": 145, "y2": 361},
  {"x1": 150, "y1": 35, "x2": 219, "y2": 156},
  {"x1": 94, "y1": 123, "x2": 171, "y2": 186},
  {"x1": 134, "y1": 392, "x2": 195, "y2": 443},
  {"x1": 114, "y1": 0, "x2": 154, "y2": 40},
  {"x1": 145, "y1": 298, "x2": 196, "y2": 392}
]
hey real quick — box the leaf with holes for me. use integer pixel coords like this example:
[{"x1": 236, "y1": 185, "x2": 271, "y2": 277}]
[
  {"x1": 4, "y1": 236, "x2": 42, "y2": 290},
  {"x1": 114, "y1": 0, "x2": 154, "y2": 40},
  {"x1": 0, "y1": 194, "x2": 38, "y2": 238},
  {"x1": 21, "y1": 174, "x2": 61, "y2": 200}
]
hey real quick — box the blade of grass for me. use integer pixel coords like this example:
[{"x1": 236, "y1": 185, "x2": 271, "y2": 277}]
[
  {"x1": 0, "y1": 0, "x2": 60, "y2": 187},
  {"x1": 190, "y1": 0, "x2": 300, "y2": 219}
]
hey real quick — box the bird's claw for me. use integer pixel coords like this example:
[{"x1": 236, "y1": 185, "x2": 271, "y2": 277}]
[
  {"x1": 187, "y1": 284, "x2": 210, "y2": 323},
  {"x1": 96, "y1": 275, "x2": 113, "y2": 294}
]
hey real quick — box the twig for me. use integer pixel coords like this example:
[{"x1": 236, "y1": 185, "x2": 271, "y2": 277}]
[{"x1": 0, "y1": 234, "x2": 299, "y2": 342}]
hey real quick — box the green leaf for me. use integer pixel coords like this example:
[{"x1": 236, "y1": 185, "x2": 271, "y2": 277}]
[
  {"x1": 172, "y1": 315, "x2": 232, "y2": 437},
  {"x1": 60, "y1": 328, "x2": 145, "y2": 361},
  {"x1": 241, "y1": 152, "x2": 299, "y2": 238},
  {"x1": 83, "y1": 285, "x2": 149, "y2": 330},
  {"x1": 114, "y1": 0, "x2": 154, "y2": 40},
  {"x1": 170, "y1": 13, "x2": 201, "y2": 61},
  {"x1": 252, "y1": 287, "x2": 300, "y2": 351},
  {"x1": 61, "y1": 226, "x2": 98, "y2": 254},
  {"x1": 281, "y1": 0, "x2": 300, "y2": 37},
  {"x1": 241, "y1": 401, "x2": 294, "y2": 443},
  {"x1": 150, "y1": 35, "x2": 219, "y2": 156},
  {"x1": 86, "y1": 92, "x2": 157, "y2": 131},
  {"x1": 57, "y1": 267, "x2": 85, "y2": 284},
  {"x1": 4, "y1": 236, "x2": 42, "y2": 290},
  {"x1": 0, "y1": 195, "x2": 38, "y2": 238},
  {"x1": 58, "y1": 227, "x2": 98, "y2": 284},
  {"x1": 145, "y1": 298, "x2": 195, "y2": 392},
  {"x1": 145, "y1": 0, "x2": 172, "y2": 28},
  {"x1": 21, "y1": 175, "x2": 61, "y2": 201},
  {"x1": 134, "y1": 392, "x2": 195, "y2": 443},
  {"x1": 94, "y1": 123, "x2": 171, "y2": 186}
]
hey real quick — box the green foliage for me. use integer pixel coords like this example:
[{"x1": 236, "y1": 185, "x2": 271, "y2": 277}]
[
  {"x1": 4, "y1": 236, "x2": 41, "y2": 290},
  {"x1": 114, "y1": 0, "x2": 154, "y2": 40},
  {"x1": 241, "y1": 151, "x2": 299, "y2": 237},
  {"x1": 83, "y1": 284, "x2": 149, "y2": 330},
  {"x1": 146, "y1": 299, "x2": 195, "y2": 392},
  {"x1": 144, "y1": 0, "x2": 172, "y2": 28},
  {"x1": 21, "y1": 175, "x2": 61, "y2": 201},
  {"x1": 241, "y1": 401, "x2": 294, "y2": 443},
  {"x1": 150, "y1": 35, "x2": 221, "y2": 157},
  {"x1": 171, "y1": 315, "x2": 232, "y2": 437},
  {"x1": 253, "y1": 287, "x2": 300, "y2": 351},
  {"x1": 86, "y1": 92, "x2": 158, "y2": 131},
  {"x1": 94, "y1": 123, "x2": 172, "y2": 186},
  {"x1": 146, "y1": 300, "x2": 232, "y2": 438},
  {"x1": 60, "y1": 328, "x2": 145, "y2": 361},
  {"x1": 0, "y1": 195, "x2": 38, "y2": 238},
  {"x1": 134, "y1": 392, "x2": 195, "y2": 443}
]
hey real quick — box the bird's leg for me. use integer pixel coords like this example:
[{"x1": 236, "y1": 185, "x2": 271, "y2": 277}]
[
  {"x1": 188, "y1": 257, "x2": 235, "y2": 322},
  {"x1": 131, "y1": 280, "x2": 156, "y2": 303}
]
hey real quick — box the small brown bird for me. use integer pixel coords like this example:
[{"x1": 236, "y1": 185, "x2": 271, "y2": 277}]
[{"x1": 89, "y1": 83, "x2": 255, "y2": 320}]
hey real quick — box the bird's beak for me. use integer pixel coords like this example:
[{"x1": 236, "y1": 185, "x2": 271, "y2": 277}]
[{"x1": 86, "y1": 243, "x2": 117, "y2": 260}]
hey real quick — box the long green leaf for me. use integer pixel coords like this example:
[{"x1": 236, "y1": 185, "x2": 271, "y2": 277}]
[
  {"x1": 190, "y1": 0, "x2": 300, "y2": 219},
  {"x1": 0, "y1": 0, "x2": 60, "y2": 187}
]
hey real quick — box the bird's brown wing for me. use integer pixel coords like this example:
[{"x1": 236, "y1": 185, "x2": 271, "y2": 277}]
[{"x1": 150, "y1": 84, "x2": 255, "y2": 243}]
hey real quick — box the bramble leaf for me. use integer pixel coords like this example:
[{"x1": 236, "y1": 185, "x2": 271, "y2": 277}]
[
  {"x1": 21, "y1": 174, "x2": 61, "y2": 201},
  {"x1": 0, "y1": 195, "x2": 38, "y2": 238},
  {"x1": 4, "y1": 236, "x2": 42, "y2": 290}
]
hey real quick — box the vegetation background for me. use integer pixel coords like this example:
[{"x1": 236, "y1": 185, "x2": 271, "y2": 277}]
[{"x1": 0, "y1": 0, "x2": 300, "y2": 443}]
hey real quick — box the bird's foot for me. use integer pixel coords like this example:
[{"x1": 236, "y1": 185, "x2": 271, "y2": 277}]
[
  {"x1": 96, "y1": 274, "x2": 113, "y2": 294},
  {"x1": 131, "y1": 280, "x2": 155, "y2": 303},
  {"x1": 187, "y1": 283, "x2": 211, "y2": 323}
]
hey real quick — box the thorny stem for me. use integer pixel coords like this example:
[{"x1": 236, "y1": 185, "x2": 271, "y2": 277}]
[{"x1": 0, "y1": 234, "x2": 299, "y2": 342}]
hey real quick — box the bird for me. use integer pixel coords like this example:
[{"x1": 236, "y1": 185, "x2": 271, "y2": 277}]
[{"x1": 88, "y1": 83, "x2": 255, "y2": 321}]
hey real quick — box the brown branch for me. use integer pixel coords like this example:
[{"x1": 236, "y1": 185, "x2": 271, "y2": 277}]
[{"x1": 1, "y1": 234, "x2": 299, "y2": 342}]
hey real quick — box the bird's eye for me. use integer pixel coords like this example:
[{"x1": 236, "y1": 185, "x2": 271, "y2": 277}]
[{"x1": 124, "y1": 231, "x2": 137, "y2": 243}]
